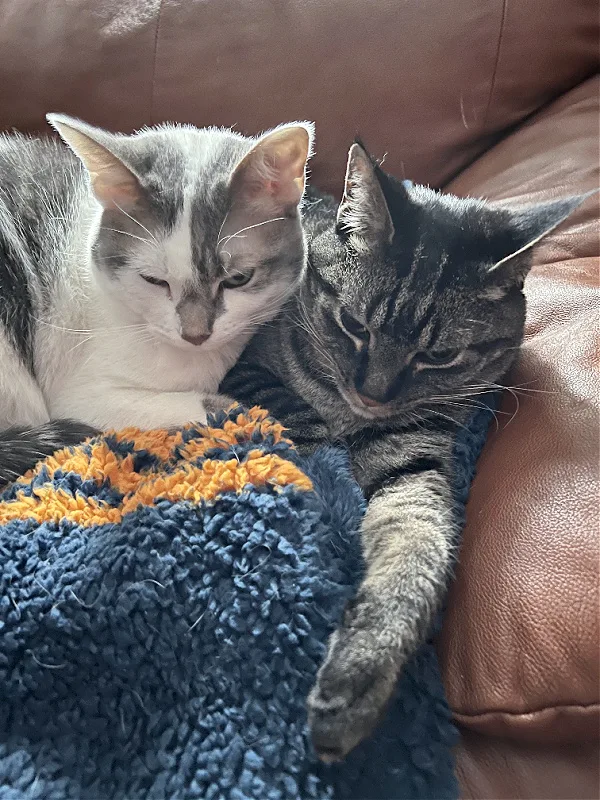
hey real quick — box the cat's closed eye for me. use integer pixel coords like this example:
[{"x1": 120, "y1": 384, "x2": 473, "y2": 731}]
[
  {"x1": 141, "y1": 274, "x2": 170, "y2": 291},
  {"x1": 339, "y1": 308, "x2": 369, "y2": 341},
  {"x1": 417, "y1": 348, "x2": 463, "y2": 368},
  {"x1": 221, "y1": 270, "x2": 255, "y2": 290}
]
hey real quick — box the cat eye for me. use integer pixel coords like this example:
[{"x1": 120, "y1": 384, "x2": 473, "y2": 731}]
[
  {"x1": 339, "y1": 308, "x2": 369, "y2": 341},
  {"x1": 141, "y1": 274, "x2": 170, "y2": 290},
  {"x1": 420, "y1": 348, "x2": 462, "y2": 367},
  {"x1": 221, "y1": 270, "x2": 255, "y2": 290}
]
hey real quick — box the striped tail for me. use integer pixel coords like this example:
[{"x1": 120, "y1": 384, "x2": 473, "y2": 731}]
[{"x1": 0, "y1": 420, "x2": 99, "y2": 487}]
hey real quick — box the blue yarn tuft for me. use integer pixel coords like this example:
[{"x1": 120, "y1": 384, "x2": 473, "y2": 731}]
[{"x1": 0, "y1": 404, "x2": 492, "y2": 799}]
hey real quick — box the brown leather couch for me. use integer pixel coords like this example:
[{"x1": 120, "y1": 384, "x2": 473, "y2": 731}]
[{"x1": 0, "y1": 1, "x2": 598, "y2": 796}]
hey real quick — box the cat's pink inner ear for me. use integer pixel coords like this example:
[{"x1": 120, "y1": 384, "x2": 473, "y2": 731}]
[
  {"x1": 87, "y1": 158, "x2": 144, "y2": 210},
  {"x1": 48, "y1": 117, "x2": 144, "y2": 210},
  {"x1": 231, "y1": 124, "x2": 313, "y2": 212}
]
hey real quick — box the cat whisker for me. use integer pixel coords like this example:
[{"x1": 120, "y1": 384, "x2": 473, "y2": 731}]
[
  {"x1": 429, "y1": 398, "x2": 501, "y2": 432},
  {"x1": 73, "y1": 329, "x2": 157, "y2": 371},
  {"x1": 423, "y1": 407, "x2": 471, "y2": 433},
  {"x1": 217, "y1": 216, "x2": 286, "y2": 251},
  {"x1": 33, "y1": 318, "x2": 148, "y2": 336},
  {"x1": 293, "y1": 311, "x2": 338, "y2": 374},
  {"x1": 222, "y1": 298, "x2": 294, "y2": 333},
  {"x1": 430, "y1": 394, "x2": 510, "y2": 414},
  {"x1": 498, "y1": 383, "x2": 557, "y2": 395},
  {"x1": 502, "y1": 388, "x2": 521, "y2": 427},
  {"x1": 293, "y1": 309, "x2": 335, "y2": 365},
  {"x1": 457, "y1": 384, "x2": 524, "y2": 424},
  {"x1": 113, "y1": 204, "x2": 160, "y2": 246},
  {"x1": 215, "y1": 210, "x2": 230, "y2": 253},
  {"x1": 100, "y1": 228, "x2": 160, "y2": 249},
  {"x1": 66, "y1": 336, "x2": 94, "y2": 355},
  {"x1": 459, "y1": 381, "x2": 557, "y2": 396},
  {"x1": 128, "y1": 332, "x2": 159, "y2": 347}
]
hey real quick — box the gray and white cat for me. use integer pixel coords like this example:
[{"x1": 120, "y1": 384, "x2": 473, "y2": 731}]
[
  {"x1": 223, "y1": 142, "x2": 589, "y2": 761},
  {"x1": 0, "y1": 115, "x2": 313, "y2": 484}
]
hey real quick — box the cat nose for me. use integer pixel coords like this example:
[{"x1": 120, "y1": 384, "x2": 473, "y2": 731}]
[
  {"x1": 356, "y1": 392, "x2": 384, "y2": 408},
  {"x1": 182, "y1": 332, "x2": 210, "y2": 346},
  {"x1": 177, "y1": 289, "x2": 214, "y2": 347}
]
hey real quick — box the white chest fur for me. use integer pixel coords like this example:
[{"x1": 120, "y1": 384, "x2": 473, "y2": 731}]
[{"x1": 35, "y1": 290, "x2": 245, "y2": 431}]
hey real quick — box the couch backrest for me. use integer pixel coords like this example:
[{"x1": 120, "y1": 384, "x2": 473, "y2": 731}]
[{"x1": 0, "y1": 0, "x2": 597, "y2": 192}]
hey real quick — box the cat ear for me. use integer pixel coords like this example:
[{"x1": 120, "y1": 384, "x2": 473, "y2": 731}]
[
  {"x1": 489, "y1": 192, "x2": 596, "y2": 282},
  {"x1": 46, "y1": 113, "x2": 145, "y2": 210},
  {"x1": 229, "y1": 122, "x2": 314, "y2": 215},
  {"x1": 336, "y1": 142, "x2": 395, "y2": 245}
]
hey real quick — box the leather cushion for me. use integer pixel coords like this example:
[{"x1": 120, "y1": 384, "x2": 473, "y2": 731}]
[
  {"x1": 439, "y1": 76, "x2": 600, "y2": 743},
  {"x1": 0, "y1": 0, "x2": 597, "y2": 192},
  {"x1": 456, "y1": 729, "x2": 600, "y2": 800}
]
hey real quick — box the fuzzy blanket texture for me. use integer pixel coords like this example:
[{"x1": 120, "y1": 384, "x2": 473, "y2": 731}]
[{"x1": 0, "y1": 405, "x2": 491, "y2": 800}]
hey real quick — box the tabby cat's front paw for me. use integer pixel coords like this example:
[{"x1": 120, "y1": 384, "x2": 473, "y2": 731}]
[{"x1": 307, "y1": 627, "x2": 398, "y2": 762}]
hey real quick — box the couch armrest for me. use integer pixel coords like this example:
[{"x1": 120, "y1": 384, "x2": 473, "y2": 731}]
[
  {"x1": 456, "y1": 730, "x2": 600, "y2": 800},
  {"x1": 438, "y1": 75, "x2": 599, "y2": 747}
]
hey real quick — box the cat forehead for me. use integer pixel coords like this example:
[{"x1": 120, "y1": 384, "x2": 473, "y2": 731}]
[
  {"x1": 112, "y1": 126, "x2": 252, "y2": 229},
  {"x1": 315, "y1": 189, "x2": 498, "y2": 283},
  {"x1": 159, "y1": 196, "x2": 229, "y2": 284},
  {"x1": 123, "y1": 125, "x2": 251, "y2": 183},
  {"x1": 327, "y1": 242, "x2": 494, "y2": 333},
  {"x1": 338, "y1": 205, "x2": 515, "y2": 291},
  {"x1": 120, "y1": 127, "x2": 252, "y2": 278}
]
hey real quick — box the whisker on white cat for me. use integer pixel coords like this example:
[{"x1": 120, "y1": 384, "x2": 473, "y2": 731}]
[
  {"x1": 100, "y1": 228, "x2": 160, "y2": 249},
  {"x1": 66, "y1": 335, "x2": 94, "y2": 355},
  {"x1": 113, "y1": 204, "x2": 160, "y2": 246},
  {"x1": 33, "y1": 318, "x2": 149, "y2": 336},
  {"x1": 217, "y1": 216, "x2": 286, "y2": 251},
  {"x1": 294, "y1": 321, "x2": 339, "y2": 379}
]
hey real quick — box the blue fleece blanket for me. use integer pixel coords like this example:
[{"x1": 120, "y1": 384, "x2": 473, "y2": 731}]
[{"x1": 0, "y1": 405, "x2": 490, "y2": 799}]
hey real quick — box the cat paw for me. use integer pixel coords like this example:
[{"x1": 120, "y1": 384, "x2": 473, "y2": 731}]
[
  {"x1": 202, "y1": 393, "x2": 235, "y2": 415},
  {"x1": 307, "y1": 628, "x2": 398, "y2": 762}
]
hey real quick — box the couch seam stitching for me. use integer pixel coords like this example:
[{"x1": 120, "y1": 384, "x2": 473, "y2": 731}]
[
  {"x1": 453, "y1": 701, "x2": 600, "y2": 719},
  {"x1": 482, "y1": 0, "x2": 509, "y2": 130},
  {"x1": 149, "y1": 0, "x2": 165, "y2": 126}
]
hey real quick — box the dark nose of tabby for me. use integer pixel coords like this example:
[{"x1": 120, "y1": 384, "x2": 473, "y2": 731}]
[
  {"x1": 182, "y1": 332, "x2": 210, "y2": 346},
  {"x1": 356, "y1": 392, "x2": 384, "y2": 408}
]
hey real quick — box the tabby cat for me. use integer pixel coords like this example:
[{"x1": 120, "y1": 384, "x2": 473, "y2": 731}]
[
  {"x1": 222, "y1": 142, "x2": 588, "y2": 760},
  {"x1": 0, "y1": 115, "x2": 313, "y2": 485}
]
